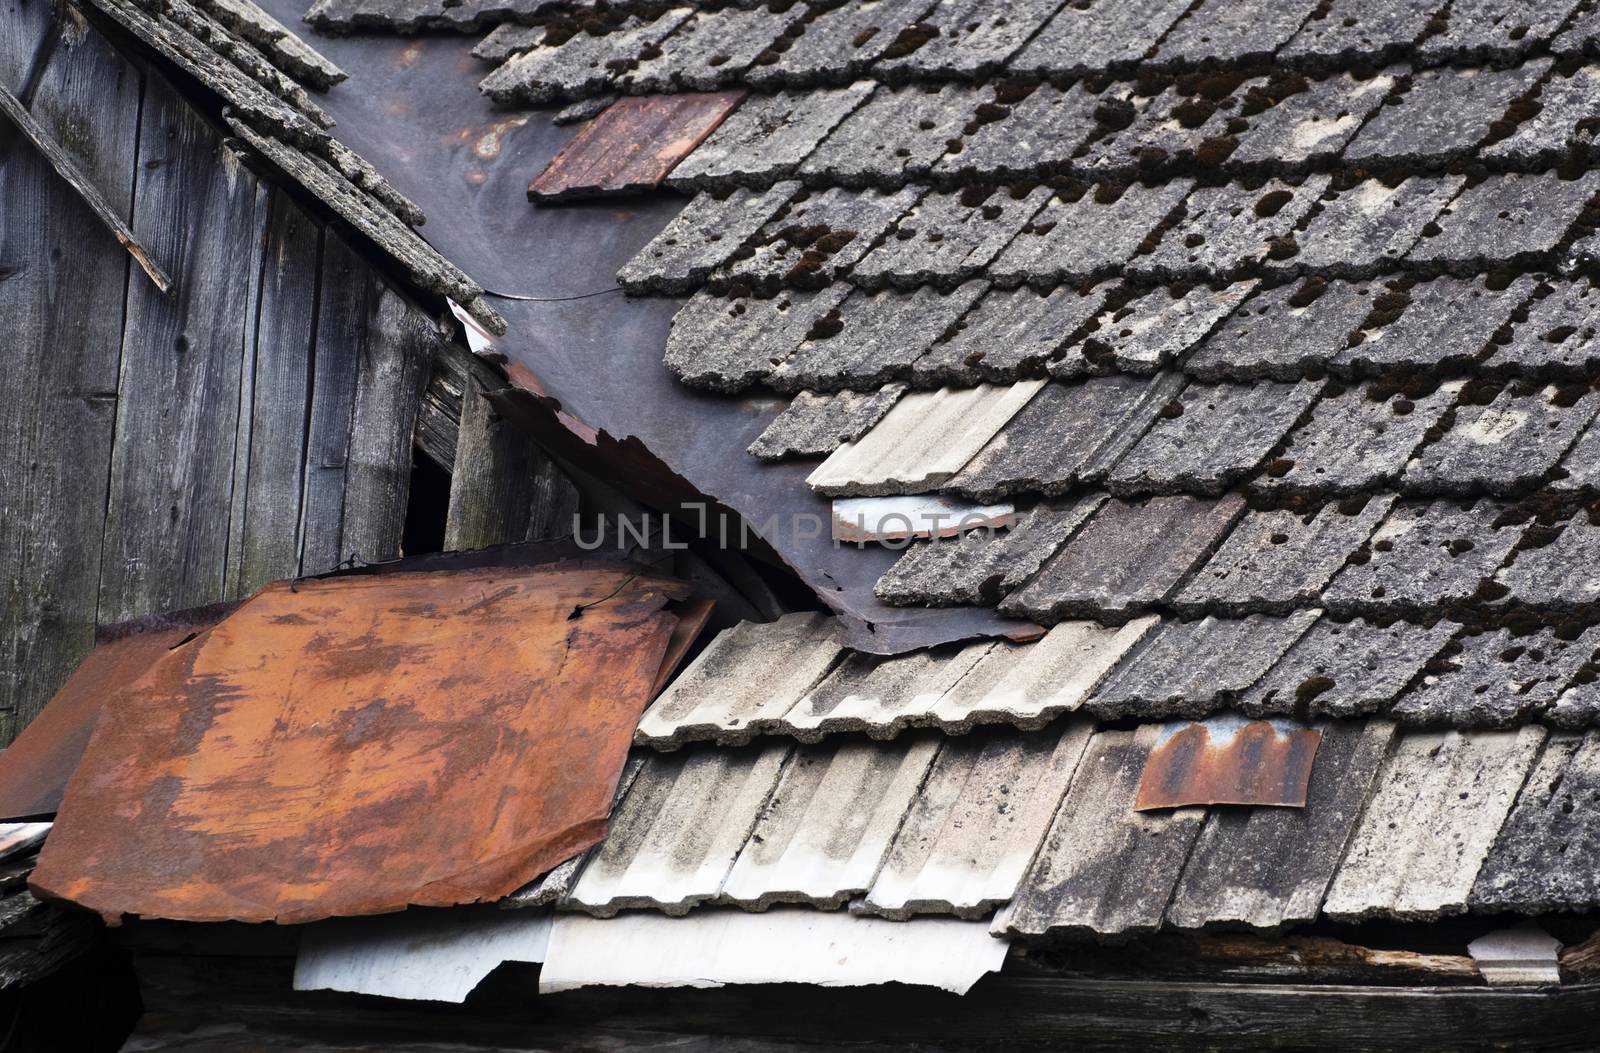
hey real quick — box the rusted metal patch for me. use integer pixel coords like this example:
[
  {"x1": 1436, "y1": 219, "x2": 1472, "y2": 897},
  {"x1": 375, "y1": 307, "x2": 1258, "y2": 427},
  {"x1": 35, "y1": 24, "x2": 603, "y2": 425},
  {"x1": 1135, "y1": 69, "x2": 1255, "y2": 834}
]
[
  {"x1": 0, "y1": 603, "x2": 238, "y2": 822},
  {"x1": 651, "y1": 596, "x2": 716, "y2": 699},
  {"x1": 528, "y1": 91, "x2": 745, "y2": 201},
  {"x1": 1135, "y1": 715, "x2": 1323, "y2": 811},
  {"x1": 29, "y1": 564, "x2": 688, "y2": 925}
]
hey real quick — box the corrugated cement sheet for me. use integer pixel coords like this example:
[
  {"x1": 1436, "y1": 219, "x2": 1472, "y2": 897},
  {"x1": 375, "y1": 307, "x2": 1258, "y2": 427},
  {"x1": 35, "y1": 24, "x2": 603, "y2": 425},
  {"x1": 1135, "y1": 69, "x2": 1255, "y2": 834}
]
[
  {"x1": 635, "y1": 612, "x2": 843, "y2": 748},
  {"x1": 807, "y1": 381, "x2": 1046, "y2": 497},
  {"x1": 998, "y1": 724, "x2": 1206, "y2": 938},
  {"x1": 1164, "y1": 720, "x2": 1395, "y2": 931},
  {"x1": 1322, "y1": 726, "x2": 1545, "y2": 922},
  {"x1": 539, "y1": 908, "x2": 1009, "y2": 995},
  {"x1": 567, "y1": 743, "x2": 790, "y2": 916},
  {"x1": 859, "y1": 722, "x2": 1094, "y2": 920}
]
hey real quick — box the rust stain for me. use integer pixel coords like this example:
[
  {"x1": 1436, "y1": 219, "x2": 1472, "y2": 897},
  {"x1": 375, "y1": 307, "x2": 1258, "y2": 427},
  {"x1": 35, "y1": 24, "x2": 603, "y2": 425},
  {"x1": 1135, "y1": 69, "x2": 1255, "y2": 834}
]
[
  {"x1": 528, "y1": 91, "x2": 746, "y2": 202},
  {"x1": 1135, "y1": 716, "x2": 1322, "y2": 811},
  {"x1": 651, "y1": 597, "x2": 716, "y2": 699},
  {"x1": 0, "y1": 603, "x2": 238, "y2": 822},
  {"x1": 29, "y1": 564, "x2": 688, "y2": 925}
]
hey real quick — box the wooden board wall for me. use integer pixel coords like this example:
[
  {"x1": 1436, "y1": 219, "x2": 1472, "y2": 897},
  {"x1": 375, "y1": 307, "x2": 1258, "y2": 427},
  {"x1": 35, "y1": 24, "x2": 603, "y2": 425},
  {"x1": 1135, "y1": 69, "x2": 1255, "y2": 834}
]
[{"x1": 0, "y1": 4, "x2": 434, "y2": 742}]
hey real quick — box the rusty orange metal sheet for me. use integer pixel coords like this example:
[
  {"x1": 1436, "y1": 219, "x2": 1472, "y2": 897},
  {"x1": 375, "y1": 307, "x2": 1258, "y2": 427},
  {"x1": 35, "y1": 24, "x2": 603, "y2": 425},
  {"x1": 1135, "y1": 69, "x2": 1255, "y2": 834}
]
[
  {"x1": 528, "y1": 91, "x2": 745, "y2": 201},
  {"x1": 0, "y1": 603, "x2": 238, "y2": 822},
  {"x1": 1135, "y1": 716, "x2": 1322, "y2": 811},
  {"x1": 29, "y1": 563, "x2": 688, "y2": 925},
  {"x1": 651, "y1": 596, "x2": 715, "y2": 699}
]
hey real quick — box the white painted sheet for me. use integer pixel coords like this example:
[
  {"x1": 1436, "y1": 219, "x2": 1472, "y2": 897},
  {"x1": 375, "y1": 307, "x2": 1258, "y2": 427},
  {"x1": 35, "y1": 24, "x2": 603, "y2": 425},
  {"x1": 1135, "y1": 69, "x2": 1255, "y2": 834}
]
[
  {"x1": 540, "y1": 907, "x2": 1008, "y2": 995},
  {"x1": 294, "y1": 908, "x2": 552, "y2": 1003}
]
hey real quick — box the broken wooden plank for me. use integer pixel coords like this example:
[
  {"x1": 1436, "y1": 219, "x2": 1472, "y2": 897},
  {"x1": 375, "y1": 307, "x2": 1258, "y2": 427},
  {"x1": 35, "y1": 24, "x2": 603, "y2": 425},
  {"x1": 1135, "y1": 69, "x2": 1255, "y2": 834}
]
[
  {"x1": 0, "y1": 77, "x2": 170, "y2": 293},
  {"x1": 528, "y1": 91, "x2": 747, "y2": 202}
]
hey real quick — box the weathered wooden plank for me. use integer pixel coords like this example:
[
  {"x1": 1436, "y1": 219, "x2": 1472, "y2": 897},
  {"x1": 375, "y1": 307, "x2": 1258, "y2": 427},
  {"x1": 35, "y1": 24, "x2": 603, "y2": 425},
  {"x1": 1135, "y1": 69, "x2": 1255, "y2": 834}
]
[
  {"x1": 442, "y1": 371, "x2": 578, "y2": 551},
  {"x1": 97, "y1": 70, "x2": 269, "y2": 621},
  {"x1": 296, "y1": 231, "x2": 366, "y2": 577},
  {"x1": 0, "y1": 78, "x2": 170, "y2": 293},
  {"x1": 226, "y1": 189, "x2": 319, "y2": 597},
  {"x1": 338, "y1": 284, "x2": 434, "y2": 563},
  {"x1": 0, "y1": 11, "x2": 140, "y2": 741}
]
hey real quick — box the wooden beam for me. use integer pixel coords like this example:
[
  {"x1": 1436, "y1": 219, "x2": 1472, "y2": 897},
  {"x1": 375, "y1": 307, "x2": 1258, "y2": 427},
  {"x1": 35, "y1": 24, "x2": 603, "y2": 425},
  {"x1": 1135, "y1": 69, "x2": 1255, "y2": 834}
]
[{"x1": 0, "y1": 77, "x2": 172, "y2": 295}]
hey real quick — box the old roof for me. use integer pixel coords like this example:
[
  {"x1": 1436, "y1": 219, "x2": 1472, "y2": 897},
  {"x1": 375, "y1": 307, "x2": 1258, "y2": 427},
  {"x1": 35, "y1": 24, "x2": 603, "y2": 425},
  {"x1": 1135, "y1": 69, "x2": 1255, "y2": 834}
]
[{"x1": 56, "y1": 0, "x2": 1600, "y2": 982}]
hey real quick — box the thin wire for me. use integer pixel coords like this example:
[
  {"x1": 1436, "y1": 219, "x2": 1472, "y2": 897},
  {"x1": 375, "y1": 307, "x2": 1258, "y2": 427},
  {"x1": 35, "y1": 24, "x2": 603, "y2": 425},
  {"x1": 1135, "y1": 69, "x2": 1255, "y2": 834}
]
[{"x1": 484, "y1": 285, "x2": 624, "y2": 303}]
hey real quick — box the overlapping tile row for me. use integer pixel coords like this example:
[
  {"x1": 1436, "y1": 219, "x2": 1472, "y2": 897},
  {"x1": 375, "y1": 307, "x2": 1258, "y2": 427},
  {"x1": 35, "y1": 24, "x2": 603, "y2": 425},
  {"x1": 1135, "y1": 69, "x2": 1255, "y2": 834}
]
[
  {"x1": 628, "y1": 169, "x2": 1600, "y2": 298},
  {"x1": 450, "y1": 0, "x2": 1600, "y2": 106},
  {"x1": 633, "y1": 600, "x2": 1600, "y2": 740},
  {"x1": 528, "y1": 700, "x2": 1597, "y2": 934}
]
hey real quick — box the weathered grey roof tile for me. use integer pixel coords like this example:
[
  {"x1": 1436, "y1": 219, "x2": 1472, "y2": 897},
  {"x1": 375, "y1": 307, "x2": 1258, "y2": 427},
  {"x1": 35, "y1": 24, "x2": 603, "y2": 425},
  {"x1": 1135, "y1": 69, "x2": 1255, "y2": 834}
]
[
  {"x1": 1417, "y1": 0, "x2": 1584, "y2": 64},
  {"x1": 798, "y1": 83, "x2": 973, "y2": 186},
  {"x1": 723, "y1": 185, "x2": 924, "y2": 288},
  {"x1": 746, "y1": 0, "x2": 936, "y2": 89},
  {"x1": 1166, "y1": 719, "x2": 1395, "y2": 931},
  {"x1": 1323, "y1": 726, "x2": 1545, "y2": 921},
  {"x1": 1086, "y1": 611, "x2": 1320, "y2": 719},
  {"x1": 1242, "y1": 617, "x2": 1459, "y2": 719},
  {"x1": 997, "y1": 724, "x2": 1205, "y2": 938},
  {"x1": 1401, "y1": 383, "x2": 1600, "y2": 496},
  {"x1": 719, "y1": 735, "x2": 940, "y2": 909},
  {"x1": 1472, "y1": 731, "x2": 1600, "y2": 911},
  {"x1": 1486, "y1": 278, "x2": 1600, "y2": 376},
  {"x1": 569, "y1": 743, "x2": 790, "y2": 917},
  {"x1": 1001, "y1": 494, "x2": 1246, "y2": 624},
  {"x1": 625, "y1": 6, "x2": 802, "y2": 94},
  {"x1": 806, "y1": 376, "x2": 1042, "y2": 495},
  {"x1": 1552, "y1": 6, "x2": 1600, "y2": 56},
  {"x1": 1322, "y1": 498, "x2": 1521, "y2": 615},
  {"x1": 479, "y1": 9, "x2": 694, "y2": 105},
  {"x1": 664, "y1": 284, "x2": 852, "y2": 393},
  {"x1": 1106, "y1": 380, "x2": 1323, "y2": 496},
  {"x1": 636, "y1": 612, "x2": 843, "y2": 749},
  {"x1": 618, "y1": 181, "x2": 798, "y2": 295},
  {"x1": 772, "y1": 282, "x2": 988, "y2": 392},
  {"x1": 775, "y1": 640, "x2": 994, "y2": 741},
  {"x1": 1185, "y1": 278, "x2": 1375, "y2": 382},
  {"x1": 1135, "y1": 176, "x2": 1330, "y2": 280},
  {"x1": 1407, "y1": 171, "x2": 1600, "y2": 273},
  {"x1": 1393, "y1": 626, "x2": 1599, "y2": 727},
  {"x1": 1153, "y1": 0, "x2": 1323, "y2": 66},
  {"x1": 1548, "y1": 666, "x2": 1600, "y2": 728},
  {"x1": 1075, "y1": 80, "x2": 1267, "y2": 175},
  {"x1": 1480, "y1": 64, "x2": 1600, "y2": 166},
  {"x1": 668, "y1": 83, "x2": 876, "y2": 191},
  {"x1": 1498, "y1": 513, "x2": 1600, "y2": 607},
  {"x1": 876, "y1": 494, "x2": 1104, "y2": 606},
  {"x1": 1344, "y1": 61, "x2": 1550, "y2": 166},
  {"x1": 947, "y1": 373, "x2": 1184, "y2": 501},
  {"x1": 1277, "y1": 0, "x2": 1444, "y2": 66},
  {"x1": 860, "y1": 723, "x2": 1094, "y2": 920},
  {"x1": 1007, "y1": 0, "x2": 1192, "y2": 75},
  {"x1": 749, "y1": 384, "x2": 907, "y2": 461},
  {"x1": 851, "y1": 185, "x2": 1052, "y2": 290},
  {"x1": 1059, "y1": 282, "x2": 1256, "y2": 378},
  {"x1": 1229, "y1": 70, "x2": 1396, "y2": 168},
  {"x1": 913, "y1": 283, "x2": 1111, "y2": 386},
  {"x1": 875, "y1": 0, "x2": 1067, "y2": 80},
  {"x1": 1256, "y1": 380, "x2": 1462, "y2": 495},
  {"x1": 988, "y1": 180, "x2": 1194, "y2": 286},
  {"x1": 925, "y1": 619, "x2": 1158, "y2": 730},
  {"x1": 934, "y1": 82, "x2": 1102, "y2": 180},
  {"x1": 1292, "y1": 175, "x2": 1465, "y2": 277},
  {"x1": 1554, "y1": 413, "x2": 1600, "y2": 491},
  {"x1": 1173, "y1": 496, "x2": 1396, "y2": 616},
  {"x1": 1334, "y1": 275, "x2": 1534, "y2": 374},
  {"x1": 472, "y1": 23, "x2": 543, "y2": 64}
]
